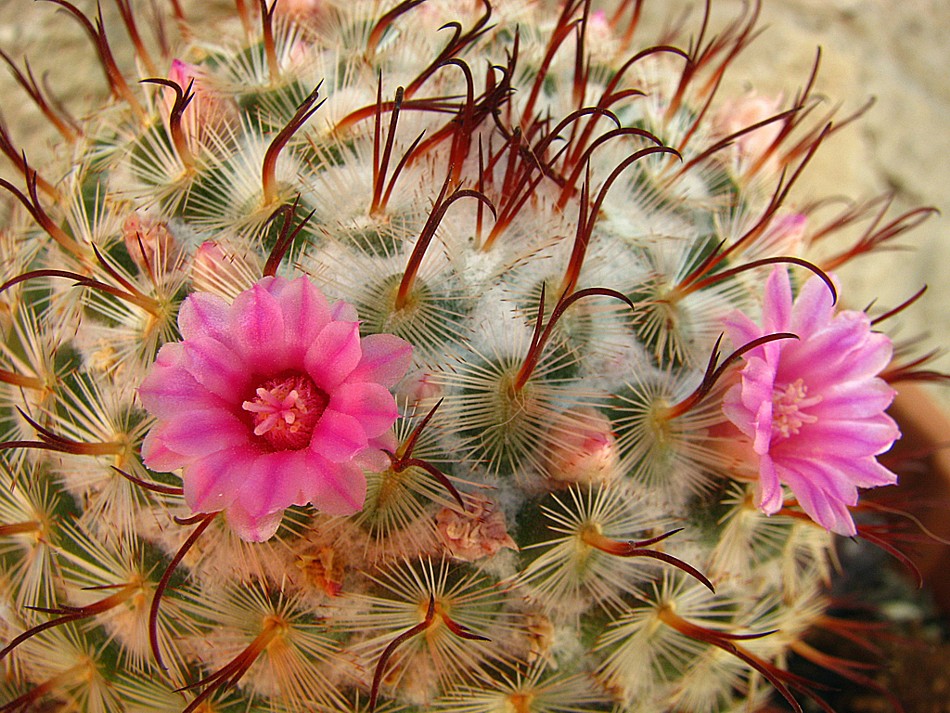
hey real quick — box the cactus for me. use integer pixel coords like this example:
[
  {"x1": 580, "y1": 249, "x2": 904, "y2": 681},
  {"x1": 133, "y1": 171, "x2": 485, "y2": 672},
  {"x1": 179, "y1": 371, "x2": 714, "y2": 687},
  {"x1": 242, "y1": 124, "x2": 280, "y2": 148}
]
[{"x1": 0, "y1": 1, "x2": 937, "y2": 711}]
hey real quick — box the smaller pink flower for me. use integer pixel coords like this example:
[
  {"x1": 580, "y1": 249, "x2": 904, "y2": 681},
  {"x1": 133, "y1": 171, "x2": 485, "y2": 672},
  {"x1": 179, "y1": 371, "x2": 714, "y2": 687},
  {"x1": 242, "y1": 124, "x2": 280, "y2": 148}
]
[
  {"x1": 722, "y1": 267, "x2": 900, "y2": 535},
  {"x1": 139, "y1": 276, "x2": 412, "y2": 541}
]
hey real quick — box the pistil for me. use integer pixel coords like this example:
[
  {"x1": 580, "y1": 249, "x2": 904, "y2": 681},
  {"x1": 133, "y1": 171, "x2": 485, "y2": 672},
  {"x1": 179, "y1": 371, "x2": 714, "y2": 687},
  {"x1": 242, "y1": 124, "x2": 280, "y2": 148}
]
[{"x1": 242, "y1": 372, "x2": 328, "y2": 450}]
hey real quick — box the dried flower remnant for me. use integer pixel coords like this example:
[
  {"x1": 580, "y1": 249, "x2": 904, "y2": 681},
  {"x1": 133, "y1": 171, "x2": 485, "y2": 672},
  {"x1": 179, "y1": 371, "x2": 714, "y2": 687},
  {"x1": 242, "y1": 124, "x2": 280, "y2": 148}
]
[
  {"x1": 722, "y1": 266, "x2": 900, "y2": 535},
  {"x1": 139, "y1": 276, "x2": 412, "y2": 540},
  {"x1": 122, "y1": 213, "x2": 178, "y2": 274},
  {"x1": 436, "y1": 495, "x2": 517, "y2": 561}
]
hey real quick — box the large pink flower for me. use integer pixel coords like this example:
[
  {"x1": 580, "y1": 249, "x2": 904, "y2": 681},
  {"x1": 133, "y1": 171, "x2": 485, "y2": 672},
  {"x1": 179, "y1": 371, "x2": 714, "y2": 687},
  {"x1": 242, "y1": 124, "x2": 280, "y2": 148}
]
[
  {"x1": 139, "y1": 276, "x2": 412, "y2": 541},
  {"x1": 722, "y1": 267, "x2": 900, "y2": 535}
]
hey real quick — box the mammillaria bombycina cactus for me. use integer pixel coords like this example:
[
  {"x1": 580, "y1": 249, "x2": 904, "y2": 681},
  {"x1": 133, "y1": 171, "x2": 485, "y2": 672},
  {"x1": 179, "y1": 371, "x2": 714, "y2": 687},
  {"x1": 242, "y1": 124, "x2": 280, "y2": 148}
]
[{"x1": 0, "y1": 1, "x2": 939, "y2": 711}]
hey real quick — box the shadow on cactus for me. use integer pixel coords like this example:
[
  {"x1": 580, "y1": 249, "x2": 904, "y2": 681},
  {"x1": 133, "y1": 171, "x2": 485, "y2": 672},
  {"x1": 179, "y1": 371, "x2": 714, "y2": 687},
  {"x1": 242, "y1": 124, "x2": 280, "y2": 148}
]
[{"x1": 0, "y1": 0, "x2": 941, "y2": 711}]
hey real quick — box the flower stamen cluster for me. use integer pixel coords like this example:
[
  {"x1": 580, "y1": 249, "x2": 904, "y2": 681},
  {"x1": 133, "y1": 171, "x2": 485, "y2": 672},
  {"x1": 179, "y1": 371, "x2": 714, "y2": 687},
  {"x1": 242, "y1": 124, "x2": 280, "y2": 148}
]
[
  {"x1": 242, "y1": 373, "x2": 328, "y2": 449},
  {"x1": 771, "y1": 378, "x2": 821, "y2": 441}
]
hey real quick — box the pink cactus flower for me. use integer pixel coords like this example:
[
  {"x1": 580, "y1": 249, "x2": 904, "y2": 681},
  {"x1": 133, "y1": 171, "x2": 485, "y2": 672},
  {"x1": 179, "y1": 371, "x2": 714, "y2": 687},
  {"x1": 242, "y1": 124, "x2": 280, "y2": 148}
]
[
  {"x1": 721, "y1": 266, "x2": 900, "y2": 535},
  {"x1": 139, "y1": 276, "x2": 413, "y2": 541}
]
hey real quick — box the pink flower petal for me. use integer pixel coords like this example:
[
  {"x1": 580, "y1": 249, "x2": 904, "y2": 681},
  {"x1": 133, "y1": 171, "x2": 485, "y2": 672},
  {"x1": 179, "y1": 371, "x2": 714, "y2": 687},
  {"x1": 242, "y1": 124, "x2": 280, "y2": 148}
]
[
  {"x1": 304, "y1": 320, "x2": 362, "y2": 390},
  {"x1": 310, "y1": 408, "x2": 368, "y2": 462},
  {"x1": 779, "y1": 317, "x2": 891, "y2": 389},
  {"x1": 183, "y1": 446, "x2": 257, "y2": 513},
  {"x1": 268, "y1": 276, "x2": 331, "y2": 360},
  {"x1": 331, "y1": 300, "x2": 358, "y2": 322},
  {"x1": 141, "y1": 425, "x2": 189, "y2": 472},
  {"x1": 229, "y1": 282, "x2": 288, "y2": 370},
  {"x1": 297, "y1": 453, "x2": 367, "y2": 515},
  {"x1": 790, "y1": 275, "x2": 835, "y2": 335},
  {"x1": 810, "y1": 379, "x2": 895, "y2": 420},
  {"x1": 178, "y1": 292, "x2": 231, "y2": 344},
  {"x1": 824, "y1": 455, "x2": 898, "y2": 489},
  {"x1": 356, "y1": 431, "x2": 398, "y2": 471},
  {"x1": 238, "y1": 450, "x2": 310, "y2": 519},
  {"x1": 723, "y1": 309, "x2": 764, "y2": 348},
  {"x1": 151, "y1": 341, "x2": 184, "y2": 369},
  {"x1": 779, "y1": 462, "x2": 857, "y2": 536},
  {"x1": 721, "y1": 383, "x2": 755, "y2": 439},
  {"x1": 751, "y1": 397, "x2": 773, "y2": 456},
  {"x1": 756, "y1": 453, "x2": 783, "y2": 515},
  {"x1": 780, "y1": 456, "x2": 859, "y2": 506},
  {"x1": 738, "y1": 358, "x2": 775, "y2": 414},
  {"x1": 762, "y1": 265, "x2": 793, "y2": 334},
  {"x1": 138, "y1": 365, "x2": 226, "y2": 419},
  {"x1": 225, "y1": 501, "x2": 284, "y2": 542},
  {"x1": 348, "y1": 333, "x2": 413, "y2": 387},
  {"x1": 154, "y1": 408, "x2": 249, "y2": 457},
  {"x1": 329, "y1": 381, "x2": 398, "y2": 438},
  {"x1": 794, "y1": 416, "x2": 899, "y2": 457},
  {"x1": 182, "y1": 337, "x2": 250, "y2": 399}
]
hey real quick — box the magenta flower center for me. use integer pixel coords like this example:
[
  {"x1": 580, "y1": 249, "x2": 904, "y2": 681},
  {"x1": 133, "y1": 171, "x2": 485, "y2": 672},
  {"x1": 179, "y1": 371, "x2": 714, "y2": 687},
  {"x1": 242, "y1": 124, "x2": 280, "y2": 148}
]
[
  {"x1": 241, "y1": 372, "x2": 328, "y2": 450},
  {"x1": 771, "y1": 378, "x2": 821, "y2": 441}
]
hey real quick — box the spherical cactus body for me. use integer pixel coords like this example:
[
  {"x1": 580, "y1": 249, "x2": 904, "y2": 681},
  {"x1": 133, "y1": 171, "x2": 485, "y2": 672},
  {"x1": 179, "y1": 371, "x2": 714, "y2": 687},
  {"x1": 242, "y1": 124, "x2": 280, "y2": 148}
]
[{"x1": 0, "y1": 1, "x2": 934, "y2": 711}]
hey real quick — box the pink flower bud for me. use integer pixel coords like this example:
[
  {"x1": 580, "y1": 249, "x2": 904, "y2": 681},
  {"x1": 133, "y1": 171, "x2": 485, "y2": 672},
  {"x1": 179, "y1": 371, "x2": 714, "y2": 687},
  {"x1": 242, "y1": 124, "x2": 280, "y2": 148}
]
[
  {"x1": 191, "y1": 241, "x2": 259, "y2": 299},
  {"x1": 543, "y1": 408, "x2": 619, "y2": 485},
  {"x1": 122, "y1": 213, "x2": 177, "y2": 274},
  {"x1": 757, "y1": 212, "x2": 808, "y2": 256},
  {"x1": 165, "y1": 59, "x2": 237, "y2": 142},
  {"x1": 275, "y1": 0, "x2": 323, "y2": 22},
  {"x1": 713, "y1": 92, "x2": 786, "y2": 168},
  {"x1": 585, "y1": 10, "x2": 619, "y2": 62},
  {"x1": 394, "y1": 370, "x2": 443, "y2": 409}
]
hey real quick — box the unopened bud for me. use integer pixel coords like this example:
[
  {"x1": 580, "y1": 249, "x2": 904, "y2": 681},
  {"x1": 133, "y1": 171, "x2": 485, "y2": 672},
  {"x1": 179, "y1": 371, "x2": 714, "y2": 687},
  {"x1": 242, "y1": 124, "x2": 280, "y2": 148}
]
[
  {"x1": 395, "y1": 370, "x2": 443, "y2": 409},
  {"x1": 191, "y1": 241, "x2": 259, "y2": 299},
  {"x1": 544, "y1": 407, "x2": 619, "y2": 485},
  {"x1": 761, "y1": 212, "x2": 807, "y2": 255},
  {"x1": 166, "y1": 59, "x2": 237, "y2": 142},
  {"x1": 713, "y1": 92, "x2": 786, "y2": 168},
  {"x1": 276, "y1": 0, "x2": 324, "y2": 22},
  {"x1": 122, "y1": 213, "x2": 177, "y2": 274}
]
